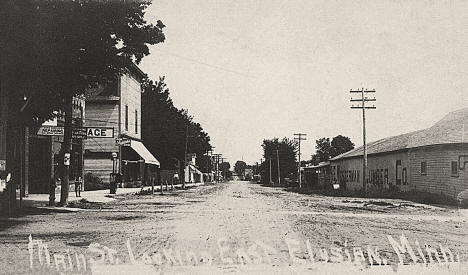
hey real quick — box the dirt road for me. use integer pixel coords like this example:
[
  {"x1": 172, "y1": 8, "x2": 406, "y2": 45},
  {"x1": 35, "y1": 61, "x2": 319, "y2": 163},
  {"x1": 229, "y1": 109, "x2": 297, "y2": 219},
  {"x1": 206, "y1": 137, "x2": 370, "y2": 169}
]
[{"x1": 1, "y1": 181, "x2": 467, "y2": 274}]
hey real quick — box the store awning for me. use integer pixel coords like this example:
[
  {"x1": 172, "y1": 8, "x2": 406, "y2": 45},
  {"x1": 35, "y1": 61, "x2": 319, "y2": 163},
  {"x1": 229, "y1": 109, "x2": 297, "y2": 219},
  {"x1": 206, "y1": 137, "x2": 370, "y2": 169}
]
[
  {"x1": 130, "y1": 140, "x2": 160, "y2": 166},
  {"x1": 188, "y1": 163, "x2": 203, "y2": 175}
]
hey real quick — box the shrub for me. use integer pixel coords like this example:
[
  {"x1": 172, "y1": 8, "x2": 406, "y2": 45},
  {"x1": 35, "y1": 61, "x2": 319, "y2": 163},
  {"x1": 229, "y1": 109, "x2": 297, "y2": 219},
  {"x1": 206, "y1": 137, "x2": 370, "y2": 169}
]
[
  {"x1": 84, "y1": 173, "x2": 107, "y2": 191},
  {"x1": 460, "y1": 198, "x2": 468, "y2": 209}
]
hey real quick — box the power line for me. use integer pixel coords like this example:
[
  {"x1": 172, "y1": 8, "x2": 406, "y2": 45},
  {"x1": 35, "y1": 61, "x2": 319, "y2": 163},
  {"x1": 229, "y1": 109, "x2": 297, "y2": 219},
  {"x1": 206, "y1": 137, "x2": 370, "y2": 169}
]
[
  {"x1": 294, "y1": 133, "x2": 307, "y2": 189},
  {"x1": 161, "y1": 51, "x2": 257, "y2": 79},
  {"x1": 350, "y1": 88, "x2": 376, "y2": 191}
]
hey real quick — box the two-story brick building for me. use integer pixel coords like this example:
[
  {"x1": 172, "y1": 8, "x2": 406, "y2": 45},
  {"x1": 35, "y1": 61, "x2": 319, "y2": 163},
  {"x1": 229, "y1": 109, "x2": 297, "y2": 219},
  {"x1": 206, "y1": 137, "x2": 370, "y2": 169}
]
[
  {"x1": 84, "y1": 64, "x2": 159, "y2": 186},
  {"x1": 329, "y1": 108, "x2": 468, "y2": 199}
]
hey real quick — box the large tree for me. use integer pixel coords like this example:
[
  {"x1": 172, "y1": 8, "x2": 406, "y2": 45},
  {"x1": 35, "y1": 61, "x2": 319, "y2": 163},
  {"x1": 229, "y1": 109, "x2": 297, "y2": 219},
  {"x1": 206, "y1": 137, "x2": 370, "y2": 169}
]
[
  {"x1": 330, "y1": 135, "x2": 355, "y2": 157},
  {"x1": 219, "y1": 162, "x2": 231, "y2": 180},
  {"x1": 260, "y1": 138, "x2": 297, "y2": 184},
  {"x1": 311, "y1": 135, "x2": 354, "y2": 165},
  {"x1": 1, "y1": 1, "x2": 165, "y2": 205},
  {"x1": 141, "y1": 77, "x2": 212, "y2": 177},
  {"x1": 234, "y1": 161, "x2": 247, "y2": 178},
  {"x1": 314, "y1": 137, "x2": 333, "y2": 163}
]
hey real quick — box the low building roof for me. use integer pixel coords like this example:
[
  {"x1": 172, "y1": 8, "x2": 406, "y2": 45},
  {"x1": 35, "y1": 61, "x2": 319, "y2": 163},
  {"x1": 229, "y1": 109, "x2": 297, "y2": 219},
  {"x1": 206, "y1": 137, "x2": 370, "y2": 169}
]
[
  {"x1": 331, "y1": 107, "x2": 468, "y2": 161},
  {"x1": 304, "y1": 161, "x2": 330, "y2": 169}
]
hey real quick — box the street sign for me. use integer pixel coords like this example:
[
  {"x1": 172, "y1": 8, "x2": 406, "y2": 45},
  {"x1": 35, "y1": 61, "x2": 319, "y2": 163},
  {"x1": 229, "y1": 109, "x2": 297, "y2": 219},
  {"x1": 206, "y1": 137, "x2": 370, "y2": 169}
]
[
  {"x1": 37, "y1": 126, "x2": 87, "y2": 139},
  {"x1": 86, "y1": 127, "x2": 114, "y2": 138},
  {"x1": 37, "y1": 126, "x2": 64, "y2": 136},
  {"x1": 72, "y1": 127, "x2": 87, "y2": 139},
  {"x1": 116, "y1": 138, "x2": 131, "y2": 146}
]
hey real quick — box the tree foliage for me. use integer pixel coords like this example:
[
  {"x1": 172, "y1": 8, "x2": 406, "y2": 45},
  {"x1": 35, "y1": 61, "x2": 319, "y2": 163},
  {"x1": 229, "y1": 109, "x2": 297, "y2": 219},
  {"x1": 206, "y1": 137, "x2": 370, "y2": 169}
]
[
  {"x1": 1, "y1": 0, "x2": 165, "y2": 205},
  {"x1": 1, "y1": 0, "x2": 165, "y2": 124},
  {"x1": 331, "y1": 135, "x2": 355, "y2": 157},
  {"x1": 260, "y1": 138, "x2": 297, "y2": 184},
  {"x1": 218, "y1": 161, "x2": 232, "y2": 179},
  {"x1": 311, "y1": 135, "x2": 354, "y2": 165},
  {"x1": 141, "y1": 77, "x2": 212, "y2": 171},
  {"x1": 234, "y1": 161, "x2": 247, "y2": 177},
  {"x1": 219, "y1": 162, "x2": 231, "y2": 173}
]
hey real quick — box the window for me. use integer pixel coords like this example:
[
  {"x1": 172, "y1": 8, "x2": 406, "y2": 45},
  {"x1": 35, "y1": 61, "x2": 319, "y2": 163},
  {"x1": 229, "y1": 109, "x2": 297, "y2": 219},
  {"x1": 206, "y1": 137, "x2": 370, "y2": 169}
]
[
  {"x1": 135, "y1": 110, "x2": 138, "y2": 134},
  {"x1": 125, "y1": 105, "x2": 129, "y2": 131},
  {"x1": 421, "y1": 161, "x2": 427, "y2": 175},
  {"x1": 384, "y1": 169, "x2": 388, "y2": 184},
  {"x1": 396, "y1": 160, "x2": 402, "y2": 185},
  {"x1": 451, "y1": 161, "x2": 458, "y2": 176}
]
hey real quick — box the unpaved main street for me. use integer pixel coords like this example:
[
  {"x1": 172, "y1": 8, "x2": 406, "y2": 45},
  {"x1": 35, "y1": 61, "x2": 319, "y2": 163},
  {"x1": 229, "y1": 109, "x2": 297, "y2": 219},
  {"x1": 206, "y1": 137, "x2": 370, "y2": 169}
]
[{"x1": 1, "y1": 181, "x2": 467, "y2": 274}]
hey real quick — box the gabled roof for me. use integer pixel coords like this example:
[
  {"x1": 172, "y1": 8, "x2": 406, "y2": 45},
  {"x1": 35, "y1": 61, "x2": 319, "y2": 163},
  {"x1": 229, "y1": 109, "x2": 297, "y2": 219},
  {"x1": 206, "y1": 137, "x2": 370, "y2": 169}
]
[{"x1": 331, "y1": 107, "x2": 468, "y2": 161}]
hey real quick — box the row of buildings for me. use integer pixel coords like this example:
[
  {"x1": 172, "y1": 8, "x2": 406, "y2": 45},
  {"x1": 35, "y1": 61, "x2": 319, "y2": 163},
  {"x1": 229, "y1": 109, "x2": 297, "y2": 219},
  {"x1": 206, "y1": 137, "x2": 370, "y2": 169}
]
[
  {"x1": 1, "y1": 63, "x2": 208, "y2": 212},
  {"x1": 302, "y1": 108, "x2": 468, "y2": 200}
]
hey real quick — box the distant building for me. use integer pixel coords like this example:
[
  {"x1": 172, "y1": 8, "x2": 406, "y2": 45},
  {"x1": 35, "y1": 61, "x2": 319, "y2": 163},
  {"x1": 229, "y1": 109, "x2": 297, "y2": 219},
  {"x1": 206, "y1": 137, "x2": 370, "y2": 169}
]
[
  {"x1": 185, "y1": 153, "x2": 203, "y2": 183},
  {"x1": 244, "y1": 168, "x2": 253, "y2": 181},
  {"x1": 329, "y1": 108, "x2": 468, "y2": 199},
  {"x1": 84, "y1": 64, "x2": 160, "y2": 186},
  {"x1": 302, "y1": 161, "x2": 331, "y2": 190}
]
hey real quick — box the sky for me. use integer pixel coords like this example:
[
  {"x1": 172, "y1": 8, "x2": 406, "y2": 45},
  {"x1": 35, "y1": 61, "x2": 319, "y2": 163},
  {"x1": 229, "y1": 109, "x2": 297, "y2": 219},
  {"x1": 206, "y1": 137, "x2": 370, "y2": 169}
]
[{"x1": 139, "y1": 0, "x2": 468, "y2": 165}]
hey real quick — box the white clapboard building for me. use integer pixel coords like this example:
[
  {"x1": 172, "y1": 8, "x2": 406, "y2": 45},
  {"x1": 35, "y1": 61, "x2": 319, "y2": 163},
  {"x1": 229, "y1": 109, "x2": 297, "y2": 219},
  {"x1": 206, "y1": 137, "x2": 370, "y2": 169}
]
[{"x1": 84, "y1": 63, "x2": 160, "y2": 186}]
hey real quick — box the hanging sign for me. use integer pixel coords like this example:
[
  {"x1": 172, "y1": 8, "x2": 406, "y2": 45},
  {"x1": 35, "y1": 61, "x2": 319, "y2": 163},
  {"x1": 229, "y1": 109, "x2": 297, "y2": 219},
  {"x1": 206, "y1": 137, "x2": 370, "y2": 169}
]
[
  {"x1": 116, "y1": 138, "x2": 131, "y2": 146},
  {"x1": 64, "y1": 153, "x2": 70, "y2": 166}
]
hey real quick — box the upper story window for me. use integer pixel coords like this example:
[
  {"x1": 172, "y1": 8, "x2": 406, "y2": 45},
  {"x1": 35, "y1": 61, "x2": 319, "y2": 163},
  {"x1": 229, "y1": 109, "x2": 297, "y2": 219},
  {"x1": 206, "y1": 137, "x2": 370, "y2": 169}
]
[
  {"x1": 125, "y1": 105, "x2": 129, "y2": 131},
  {"x1": 421, "y1": 161, "x2": 427, "y2": 175},
  {"x1": 135, "y1": 110, "x2": 138, "y2": 134},
  {"x1": 451, "y1": 161, "x2": 458, "y2": 176}
]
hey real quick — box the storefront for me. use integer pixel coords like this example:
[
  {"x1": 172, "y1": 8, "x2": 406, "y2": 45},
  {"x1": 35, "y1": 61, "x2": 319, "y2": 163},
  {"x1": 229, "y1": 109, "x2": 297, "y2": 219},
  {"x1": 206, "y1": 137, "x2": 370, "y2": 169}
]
[{"x1": 120, "y1": 139, "x2": 160, "y2": 186}]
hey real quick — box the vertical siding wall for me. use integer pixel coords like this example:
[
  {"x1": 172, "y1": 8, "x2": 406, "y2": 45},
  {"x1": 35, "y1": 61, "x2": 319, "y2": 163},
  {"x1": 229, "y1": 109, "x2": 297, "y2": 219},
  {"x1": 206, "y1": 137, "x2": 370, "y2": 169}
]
[
  {"x1": 84, "y1": 158, "x2": 113, "y2": 184},
  {"x1": 120, "y1": 74, "x2": 141, "y2": 140},
  {"x1": 84, "y1": 103, "x2": 119, "y2": 153},
  {"x1": 330, "y1": 144, "x2": 468, "y2": 197},
  {"x1": 84, "y1": 102, "x2": 119, "y2": 183},
  {"x1": 331, "y1": 151, "x2": 410, "y2": 191},
  {"x1": 409, "y1": 144, "x2": 468, "y2": 198}
]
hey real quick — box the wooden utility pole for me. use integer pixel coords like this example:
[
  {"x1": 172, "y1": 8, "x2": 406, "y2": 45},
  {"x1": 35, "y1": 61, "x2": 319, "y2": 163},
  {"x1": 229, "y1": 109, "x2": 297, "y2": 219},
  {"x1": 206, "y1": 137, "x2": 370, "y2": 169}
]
[
  {"x1": 294, "y1": 133, "x2": 307, "y2": 189},
  {"x1": 183, "y1": 125, "x2": 188, "y2": 189},
  {"x1": 60, "y1": 94, "x2": 74, "y2": 206},
  {"x1": 269, "y1": 158, "x2": 272, "y2": 184},
  {"x1": 213, "y1": 153, "x2": 221, "y2": 183},
  {"x1": 350, "y1": 88, "x2": 376, "y2": 191},
  {"x1": 220, "y1": 157, "x2": 226, "y2": 181},
  {"x1": 207, "y1": 147, "x2": 214, "y2": 181},
  {"x1": 276, "y1": 146, "x2": 280, "y2": 185}
]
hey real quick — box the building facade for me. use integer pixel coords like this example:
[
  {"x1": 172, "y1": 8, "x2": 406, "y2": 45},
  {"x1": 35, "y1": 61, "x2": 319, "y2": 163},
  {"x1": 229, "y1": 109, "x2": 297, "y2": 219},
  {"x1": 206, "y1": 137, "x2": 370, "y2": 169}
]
[
  {"x1": 302, "y1": 161, "x2": 331, "y2": 190},
  {"x1": 84, "y1": 64, "x2": 159, "y2": 186},
  {"x1": 184, "y1": 153, "x2": 203, "y2": 183},
  {"x1": 329, "y1": 108, "x2": 468, "y2": 199}
]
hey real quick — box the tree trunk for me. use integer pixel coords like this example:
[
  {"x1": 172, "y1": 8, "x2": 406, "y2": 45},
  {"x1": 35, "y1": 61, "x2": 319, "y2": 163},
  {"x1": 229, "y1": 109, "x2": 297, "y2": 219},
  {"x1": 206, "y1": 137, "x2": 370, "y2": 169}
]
[{"x1": 60, "y1": 94, "x2": 73, "y2": 206}]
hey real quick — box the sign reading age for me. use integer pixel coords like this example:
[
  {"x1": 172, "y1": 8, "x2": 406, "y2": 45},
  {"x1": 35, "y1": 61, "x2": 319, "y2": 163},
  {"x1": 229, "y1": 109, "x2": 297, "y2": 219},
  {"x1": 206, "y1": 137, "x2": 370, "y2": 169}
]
[
  {"x1": 37, "y1": 126, "x2": 114, "y2": 138},
  {"x1": 86, "y1": 127, "x2": 114, "y2": 138}
]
